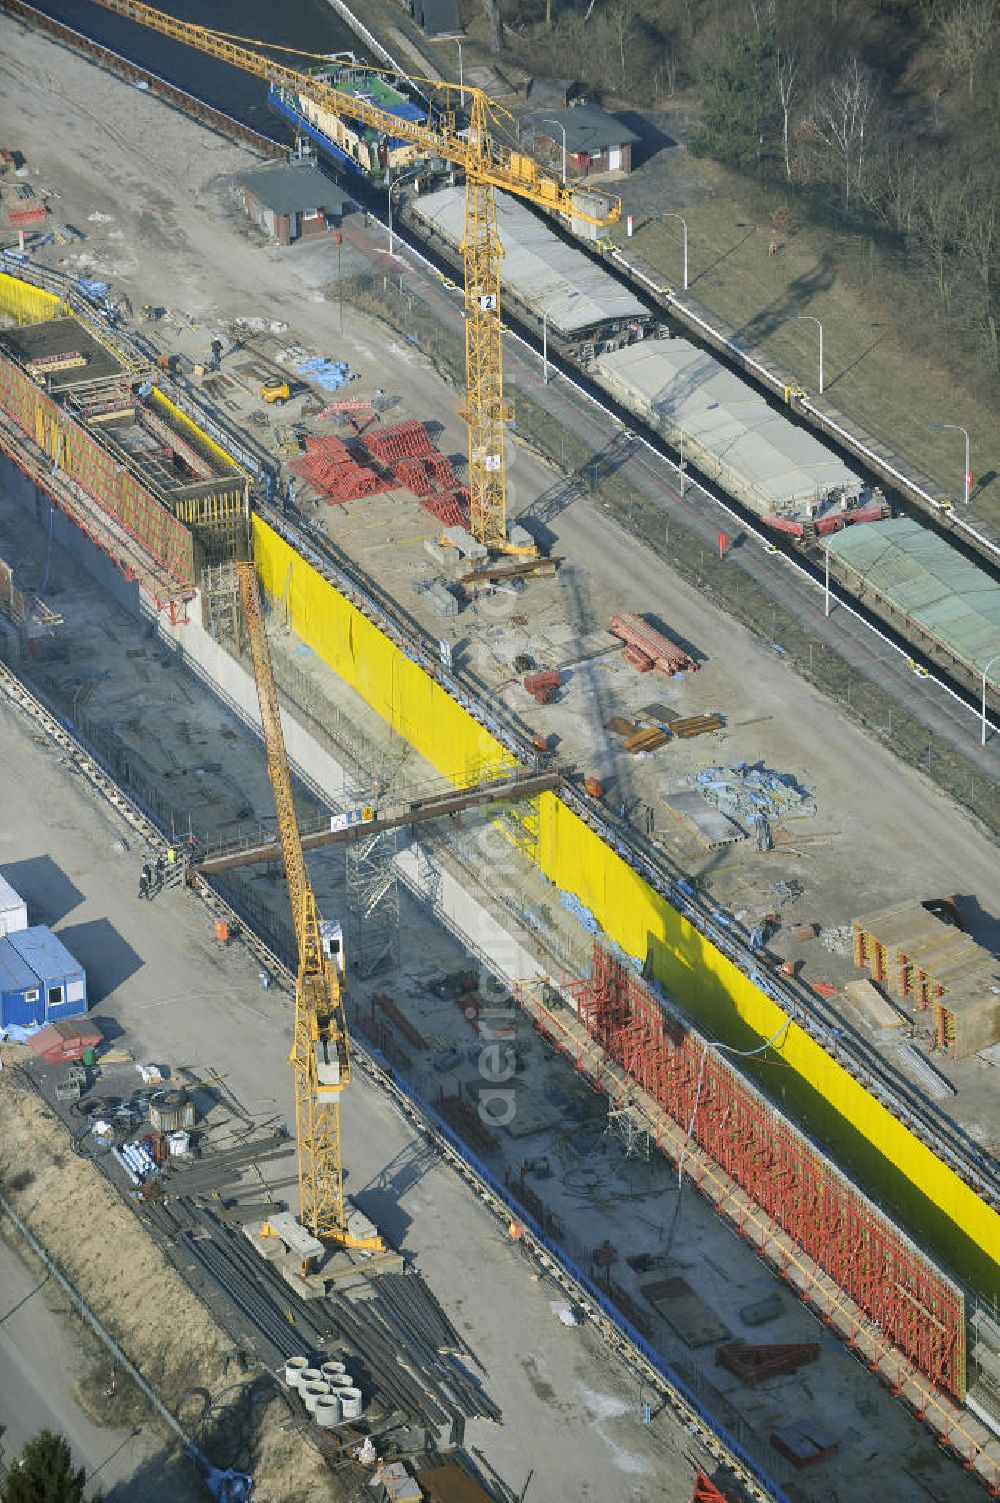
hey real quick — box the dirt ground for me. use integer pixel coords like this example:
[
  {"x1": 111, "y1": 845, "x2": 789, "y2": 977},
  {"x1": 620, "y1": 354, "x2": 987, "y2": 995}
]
[{"x1": 0, "y1": 1064, "x2": 334, "y2": 1502}]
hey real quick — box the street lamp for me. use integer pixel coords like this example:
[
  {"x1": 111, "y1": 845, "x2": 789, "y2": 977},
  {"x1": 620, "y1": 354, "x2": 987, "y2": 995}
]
[
  {"x1": 931, "y1": 422, "x2": 972, "y2": 506},
  {"x1": 456, "y1": 39, "x2": 464, "y2": 108},
  {"x1": 542, "y1": 309, "x2": 549, "y2": 384},
  {"x1": 539, "y1": 117, "x2": 567, "y2": 184},
  {"x1": 661, "y1": 212, "x2": 688, "y2": 291},
  {"x1": 982, "y1": 650, "x2": 1000, "y2": 747},
  {"x1": 387, "y1": 166, "x2": 421, "y2": 257},
  {"x1": 779, "y1": 314, "x2": 823, "y2": 395}
]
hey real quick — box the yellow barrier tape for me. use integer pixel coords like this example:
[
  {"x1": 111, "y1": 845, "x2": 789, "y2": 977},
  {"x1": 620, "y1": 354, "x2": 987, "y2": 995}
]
[{"x1": 254, "y1": 515, "x2": 1000, "y2": 1299}]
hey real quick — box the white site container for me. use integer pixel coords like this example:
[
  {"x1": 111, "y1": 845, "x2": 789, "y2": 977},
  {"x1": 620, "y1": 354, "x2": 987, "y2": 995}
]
[{"x1": 0, "y1": 876, "x2": 28, "y2": 937}]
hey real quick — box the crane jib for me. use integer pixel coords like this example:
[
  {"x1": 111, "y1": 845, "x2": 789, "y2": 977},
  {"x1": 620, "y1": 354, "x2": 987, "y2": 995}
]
[{"x1": 85, "y1": 0, "x2": 618, "y2": 225}]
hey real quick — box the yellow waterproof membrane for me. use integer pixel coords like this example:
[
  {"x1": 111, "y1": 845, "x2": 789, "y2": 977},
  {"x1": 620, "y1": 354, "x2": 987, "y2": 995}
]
[
  {"x1": 149, "y1": 386, "x2": 246, "y2": 476},
  {"x1": 0, "y1": 271, "x2": 67, "y2": 325},
  {"x1": 254, "y1": 517, "x2": 517, "y2": 788},
  {"x1": 253, "y1": 515, "x2": 1000, "y2": 1299}
]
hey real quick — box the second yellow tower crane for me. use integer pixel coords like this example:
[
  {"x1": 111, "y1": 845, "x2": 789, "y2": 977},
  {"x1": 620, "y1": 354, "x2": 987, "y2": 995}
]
[{"x1": 237, "y1": 560, "x2": 379, "y2": 1251}]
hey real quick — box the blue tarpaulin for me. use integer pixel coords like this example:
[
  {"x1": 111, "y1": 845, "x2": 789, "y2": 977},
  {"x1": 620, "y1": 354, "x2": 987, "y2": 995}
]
[
  {"x1": 298, "y1": 358, "x2": 351, "y2": 392},
  {"x1": 75, "y1": 277, "x2": 110, "y2": 300}
]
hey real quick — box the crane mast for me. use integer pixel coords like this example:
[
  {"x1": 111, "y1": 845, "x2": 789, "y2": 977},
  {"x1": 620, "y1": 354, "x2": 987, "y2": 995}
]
[
  {"x1": 237, "y1": 562, "x2": 372, "y2": 1248},
  {"x1": 83, "y1": 0, "x2": 620, "y2": 545}
]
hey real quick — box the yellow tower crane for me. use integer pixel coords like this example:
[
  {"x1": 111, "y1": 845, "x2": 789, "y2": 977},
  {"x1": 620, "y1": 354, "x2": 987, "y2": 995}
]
[
  {"x1": 236, "y1": 561, "x2": 380, "y2": 1251},
  {"x1": 84, "y1": 0, "x2": 621, "y2": 547}
]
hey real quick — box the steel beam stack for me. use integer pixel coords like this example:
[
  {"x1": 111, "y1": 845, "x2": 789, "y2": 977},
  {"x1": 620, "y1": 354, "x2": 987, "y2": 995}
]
[{"x1": 611, "y1": 613, "x2": 698, "y2": 675}]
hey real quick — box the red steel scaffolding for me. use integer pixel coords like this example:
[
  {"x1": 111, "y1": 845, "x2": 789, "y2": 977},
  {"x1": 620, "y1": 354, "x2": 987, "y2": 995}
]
[{"x1": 570, "y1": 944, "x2": 966, "y2": 1400}]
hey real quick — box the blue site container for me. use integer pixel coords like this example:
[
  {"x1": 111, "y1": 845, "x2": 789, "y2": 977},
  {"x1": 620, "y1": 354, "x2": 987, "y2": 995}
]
[
  {"x1": 4, "y1": 926, "x2": 87, "y2": 1023},
  {"x1": 0, "y1": 938, "x2": 46, "y2": 1027}
]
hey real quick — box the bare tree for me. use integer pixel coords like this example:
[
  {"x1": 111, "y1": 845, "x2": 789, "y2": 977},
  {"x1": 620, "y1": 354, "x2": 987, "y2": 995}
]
[
  {"x1": 805, "y1": 57, "x2": 880, "y2": 209},
  {"x1": 957, "y1": 170, "x2": 1000, "y2": 361},
  {"x1": 935, "y1": 0, "x2": 997, "y2": 98},
  {"x1": 482, "y1": 0, "x2": 503, "y2": 55},
  {"x1": 910, "y1": 162, "x2": 965, "y2": 315},
  {"x1": 609, "y1": 0, "x2": 638, "y2": 90},
  {"x1": 776, "y1": 42, "x2": 802, "y2": 181},
  {"x1": 870, "y1": 134, "x2": 920, "y2": 235}
]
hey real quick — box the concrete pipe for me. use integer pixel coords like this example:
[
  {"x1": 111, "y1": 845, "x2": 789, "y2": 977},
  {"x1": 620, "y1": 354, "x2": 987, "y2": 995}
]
[
  {"x1": 338, "y1": 1387, "x2": 363, "y2": 1420},
  {"x1": 324, "y1": 1374, "x2": 352, "y2": 1390},
  {"x1": 284, "y1": 1356, "x2": 309, "y2": 1388},
  {"x1": 298, "y1": 1367, "x2": 322, "y2": 1389},
  {"x1": 320, "y1": 1361, "x2": 347, "y2": 1383},
  {"x1": 302, "y1": 1380, "x2": 331, "y2": 1413},
  {"x1": 313, "y1": 1393, "x2": 342, "y2": 1428}
]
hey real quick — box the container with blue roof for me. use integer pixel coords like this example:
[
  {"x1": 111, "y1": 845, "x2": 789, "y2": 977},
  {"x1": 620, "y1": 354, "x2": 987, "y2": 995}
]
[{"x1": 0, "y1": 925, "x2": 87, "y2": 1028}]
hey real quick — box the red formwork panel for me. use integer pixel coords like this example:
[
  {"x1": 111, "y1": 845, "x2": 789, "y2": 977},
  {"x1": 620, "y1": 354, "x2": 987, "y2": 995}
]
[
  {"x1": 290, "y1": 434, "x2": 391, "y2": 503},
  {"x1": 572, "y1": 945, "x2": 966, "y2": 1399},
  {"x1": 691, "y1": 1475, "x2": 732, "y2": 1503},
  {"x1": 422, "y1": 492, "x2": 469, "y2": 528},
  {"x1": 392, "y1": 456, "x2": 434, "y2": 497},
  {"x1": 425, "y1": 452, "x2": 456, "y2": 489},
  {"x1": 363, "y1": 419, "x2": 433, "y2": 465}
]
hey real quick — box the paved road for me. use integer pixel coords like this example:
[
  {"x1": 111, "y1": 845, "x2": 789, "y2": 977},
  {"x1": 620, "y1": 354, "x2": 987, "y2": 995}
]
[
  {"x1": 345, "y1": 211, "x2": 1000, "y2": 785},
  {"x1": 0, "y1": 1240, "x2": 181, "y2": 1499}
]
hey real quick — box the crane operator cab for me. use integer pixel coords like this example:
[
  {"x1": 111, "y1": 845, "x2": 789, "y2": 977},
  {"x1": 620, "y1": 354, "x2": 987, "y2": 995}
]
[{"x1": 320, "y1": 919, "x2": 344, "y2": 973}]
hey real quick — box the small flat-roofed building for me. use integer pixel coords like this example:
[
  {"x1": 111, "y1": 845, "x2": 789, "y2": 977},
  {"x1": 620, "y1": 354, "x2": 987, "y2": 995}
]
[
  {"x1": 0, "y1": 874, "x2": 27, "y2": 936},
  {"x1": 411, "y1": 0, "x2": 460, "y2": 36},
  {"x1": 238, "y1": 163, "x2": 351, "y2": 245},
  {"x1": 525, "y1": 103, "x2": 640, "y2": 178}
]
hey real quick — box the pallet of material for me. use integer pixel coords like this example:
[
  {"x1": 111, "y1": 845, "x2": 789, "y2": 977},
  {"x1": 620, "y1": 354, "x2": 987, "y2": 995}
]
[
  {"x1": 606, "y1": 715, "x2": 642, "y2": 738},
  {"x1": 623, "y1": 726, "x2": 670, "y2": 755},
  {"x1": 843, "y1": 978, "x2": 908, "y2": 1032},
  {"x1": 716, "y1": 1340, "x2": 819, "y2": 1386},
  {"x1": 624, "y1": 645, "x2": 656, "y2": 672},
  {"x1": 852, "y1": 899, "x2": 1000, "y2": 1057},
  {"x1": 671, "y1": 714, "x2": 723, "y2": 738},
  {"x1": 663, "y1": 792, "x2": 744, "y2": 848},
  {"x1": 523, "y1": 669, "x2": 560, "y2": 703},
  {"x1": 770, "y1": 1420, "x2": 839, "y2": 1469}
]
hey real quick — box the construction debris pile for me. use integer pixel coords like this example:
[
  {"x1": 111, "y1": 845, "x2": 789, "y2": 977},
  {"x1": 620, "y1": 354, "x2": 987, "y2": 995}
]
[
  {"x1": 696, "y1": 762, "x2": 815, "y2": 844},
  {"x1": 291, "y1": 419, "x2": 469, "y2": 527}
]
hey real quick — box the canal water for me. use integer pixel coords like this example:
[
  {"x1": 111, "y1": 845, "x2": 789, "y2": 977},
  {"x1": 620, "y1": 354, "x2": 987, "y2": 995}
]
[{"x1": 25, "y1": 1, "x2": 361, "y2": 132}]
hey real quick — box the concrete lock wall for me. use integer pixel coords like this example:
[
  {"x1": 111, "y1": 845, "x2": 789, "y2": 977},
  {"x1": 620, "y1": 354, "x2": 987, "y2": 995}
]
[{"x1": 252, "y1": 513, "x2": 1000, "y2": 1301}]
